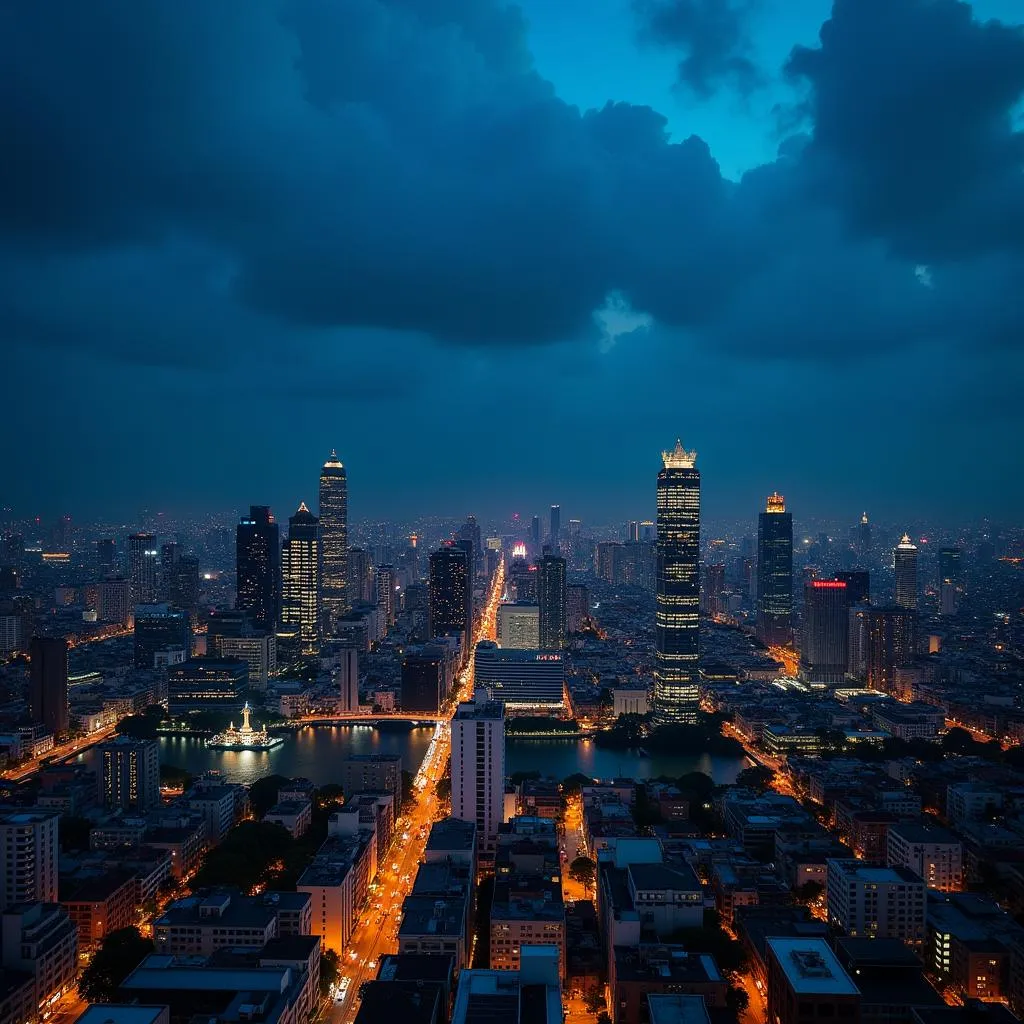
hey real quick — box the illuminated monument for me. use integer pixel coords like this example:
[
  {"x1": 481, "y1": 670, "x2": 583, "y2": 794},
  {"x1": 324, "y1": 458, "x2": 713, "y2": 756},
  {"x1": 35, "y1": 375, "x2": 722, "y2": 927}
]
[{"x1": 652, "y1": 440, "x2": 700, "y2": 726}]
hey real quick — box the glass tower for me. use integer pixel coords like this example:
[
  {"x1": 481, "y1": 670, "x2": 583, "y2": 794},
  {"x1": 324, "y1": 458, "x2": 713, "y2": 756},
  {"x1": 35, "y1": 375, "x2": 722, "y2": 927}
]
[
  {"x1": 537, "y1": 549, "x2": 567, "y2": 650},
  {"x1": 756, "y1": 492, "x2": 793, "y2": 648},
  {"x1": 236, "y1": 505, "x2": 280, "y2": 632},
  {"x1": 653, "y1": 440, "x2": 700, "y2": 726},
  {"x1": 319, "y1": 451, "x2": 348, "y2": 631},
  {"x1": 894, "y1": 533, "x2": 918, "y2": 611},
  {"x1": 428, "y1": 545, "x2": 472, "y2": 643},
  {"x1": 281, "y1": 502, "x2": 321, "y2": 653}
]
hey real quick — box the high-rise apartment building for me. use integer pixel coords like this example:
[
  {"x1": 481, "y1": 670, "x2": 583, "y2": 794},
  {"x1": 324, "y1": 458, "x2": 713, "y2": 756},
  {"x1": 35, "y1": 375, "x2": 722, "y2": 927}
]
[
  {"x1": 347, "y1": 548, "x2": 372, "y2": 605},
  {"x1": 0, "y1": 810, "x2": 59, "y2": 908},
  {"x1": 653, "y1": 440, "x2": 700, "y2": 725},
  {"x1": 537, "y1": 551, "x2": 566, "y2": 650},
  {"x1": 531, "y1": 516, "x2": 541, "y2": 548},
  {"x1": 236, "y1": 505, "x2": 280, "y2": 632},
  {"x1": 281, "y1": 502, "x2": 321, "y2": 653},
  {"x1": 376, "y1": 564, "x2": 397, "y2": 626},
  {"x1": 497, "y1": 603, "x2": 540, "y2": 649},
  {"x1": 756, "y1": 492, "x2": 793, "y2": 648},
  {"x1": 127, "y1": 533, "x2": 159, "y2": 605},
  {"x1": 452, "y1": 694, "x2": 505, "y2": 861},
  {"x1": 894, "y1": 534, "x2": 918, "y2": 611},
  {"x1": 319, "y1": 451, "x2": 348, "y2": 629},
  {"x1": 566, "y1": 584, "x2": 589, "y2": 634},
  {"x1": 701, "y1": 563, "x2": 725, "y2": 617},
  {"x1": 428, "y1": 546, "x2": 471, "y2": 644},
  {"x1": 166, "y1": 557, "x2": 200, "y2": 616},
  {"x1": 800, "y1": 580, "x2": 849, "y2": 684},
  {"x1": 938, "y1": 548, "x2": 964, "y2": 616},
  {"x1": 96, "y1": 577, "x2": 130, "y2": 626},
  {"x1": 100, "y1": 737, "x2": 160, "y2": 810},
  {"x1": 826, "y1": 859, "x2": 926, "y2": 947},
  {"x1": 549, "y1": 506, "x2": 561, "y2": 548},
  {"x1": 134, "y1": 604, "x2": 192, "y2": 669},
  {"x1": 29, "y1": 636, "x2": 68, "y2": 735},
  {"x1": 867, "y1": 606, "x2": 916, "y2": 694}
]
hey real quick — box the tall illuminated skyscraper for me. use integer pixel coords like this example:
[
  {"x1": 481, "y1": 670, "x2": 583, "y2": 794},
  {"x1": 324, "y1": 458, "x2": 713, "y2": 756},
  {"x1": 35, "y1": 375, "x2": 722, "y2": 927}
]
[
  {"x1": 653, "y1": 440, "x2": 700, "y2": 726},
  {"x1": 756, "y1": 492, "x2": 793, "y2": 647},
  {"x1": 938, "y1": 548, "x2": 963, "y2": 616},
  {"x1": 127, "y1": 532, "x2": 159, "y2": 605},
  {"x1": 319, "y1": 451, "x2": 348, "y2": 631},
  {"x1": 549, "y1": 505, "x2": 561, "y2": 549},
  {"x1": 281, "y1": 502, "x2": 321, "y2": 653},
  {"x1": 800, "y1": 580, "x2": 849, "y2": 684},
  {"x1": 29, "y1": 636, "x2": 68, "y2": 735},
  {"x1": 236, "y1": 505, "x2": 280, "y2": 632},
  {"x1": 894, "y1": 534, "x2": 918, "y2": 611},
  {"x1": 428, "y1": 545, "x2": 471, "y2": 644},
  {"x1": 858, "y1": 512, "x2": 872, "y2": 560},
  {"x1": 537, "y1": 549, "x2": 566, "y2": 650}
]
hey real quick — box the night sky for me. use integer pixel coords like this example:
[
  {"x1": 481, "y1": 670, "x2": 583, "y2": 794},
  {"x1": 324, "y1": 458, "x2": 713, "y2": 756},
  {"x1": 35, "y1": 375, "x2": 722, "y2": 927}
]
[{"x1": 3, "y1": 0, "x2": 1022, "y2": 524}]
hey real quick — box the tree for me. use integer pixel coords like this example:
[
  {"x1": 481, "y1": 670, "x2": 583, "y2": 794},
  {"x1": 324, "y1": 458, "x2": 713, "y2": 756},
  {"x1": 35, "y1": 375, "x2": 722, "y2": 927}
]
[
  {"x1": 320, "y1": 948, "x2": 341, "y2": 997},
  {"x1": 191, "y1": 820, "x2": 294, "y2": 892},
  {"x1": 116, "y1": 714, "x2": 160, "y2": 739},
  {"x1": 584, "y1": 988, "x2": 605, "y2": 1013},
  {"x1": 734, "y1": 766, "x2": 774, "y2": 793},
  {"x1": 159, "y1": 764, "x2": 192, "y2": 791},
  {"x1": 676, "y1": 771, "x2": 715, "y2": 799},
  {"x1": 436, "y1": 776, "x2": 451, "y2": 801},
  {"x1": 570, "y1": 856, "x2": 596, "y2": 888},
  {"x1": 795, "y1": 880, "x2": 824, "y2": 905},
  {"x1": 561, "y1": 773, "x2": 594, "y2": 795},
  {"x1": 401, "y1": 770, "x2": 417, "y2": 809},
  {"x1": 597, "y1": 1012, "x2": 612, "y2": 1024},
  {"x1": 79, "y1": 927, "x2": 154, "y2": 1002},
  {"x1": 726, "y1": 985, "x2": 750, "y2": 1018},
  {"x1": 248, "y1": 775, "x2": 292, "y2": 819}
]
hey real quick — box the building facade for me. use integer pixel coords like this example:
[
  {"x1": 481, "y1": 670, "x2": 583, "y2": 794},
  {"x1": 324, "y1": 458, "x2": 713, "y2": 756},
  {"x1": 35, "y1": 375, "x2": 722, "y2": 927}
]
[
  {"x1": 800, "y1": 580, "x2": 849, "y2": 684},
  {"x1": 100, "y1": 737, "x2": 160, "y2": 810},
  {"x1": 236, "y1": 505, "x2": 280, "y2": 632},
  {"x1": 756, "y1": 493, "x2": 793, "y2": 648},
  {"x1": 281, "y1": 502, "x2": 321, "y2": 653},
  {"x1": 894, "y1": 534, "x2": 918, "y2": 611},
  {"x1": 29, "y1": 636, "x2": 68, "y2": 735},
  {"x1": 319, "y1": 451, "x2": 348, "y2": 631},
  {"x1": 537, "y1": 552, "x2": 567, "y2": 650},
  {"x1": 428, "y1": 546, "x2": 471, "y2": 644},
  {"x1": 452, "y1": 696, "x2": 506, "y2": 863}
]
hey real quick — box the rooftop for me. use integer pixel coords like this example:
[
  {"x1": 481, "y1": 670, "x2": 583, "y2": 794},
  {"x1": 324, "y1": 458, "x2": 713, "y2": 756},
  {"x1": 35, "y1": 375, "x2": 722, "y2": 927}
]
[
  {"x1": 354, "y1": 981, "x2": 442, "y2": 1024},
  {"x1": 613, "y1": 946, "x2": 723, "y2": 984},
  {"x1": 889, "y1": 823, "x2": 960, "y2": 845},
  {"x1": 425, "y1": 817, "x2": 476, "y2": 853},
  {"x1": 399, "y1": 895, "x2": 467, "y2": 937},
  {"x1": 647, "y1": 994, "x2": 712, "y2": 1024},
  {"x1": 766, "y1": 938, "x2": 859, "y2": 997},
  {"x1": 74, "y1": 1006, "x2": 168, "y2": 1024},
  {"x1": 829, "y1": 860, "x2": 924, "y2": 885}
]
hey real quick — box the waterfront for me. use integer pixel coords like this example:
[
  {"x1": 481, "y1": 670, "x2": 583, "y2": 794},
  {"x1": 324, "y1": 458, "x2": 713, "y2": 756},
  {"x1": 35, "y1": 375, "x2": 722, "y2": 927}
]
[{"x1": 75, "y1": 725, "x2": 747, "y2": 787}]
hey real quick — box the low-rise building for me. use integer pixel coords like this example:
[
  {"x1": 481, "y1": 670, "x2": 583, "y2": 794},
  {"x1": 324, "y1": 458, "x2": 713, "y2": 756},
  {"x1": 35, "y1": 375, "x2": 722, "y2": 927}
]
[
  {"x1": 887, "y1": 824, "x2": 963, "y2": 893},
  {"x1": 490, "y1": 874, "x2": 565, "y2": 977},
  {"x1": 60, "y1": 871, "x2": 136, "y2": 948},
  {"x1": 827, "y1": 861, "x2": 926, "y2": 948},
  {"x1": 451, "y1": 946, "x2": 562, "y2": 1024},
  {"x1": 265, "y1": 800, "x2": 312, "y2": 839},
  {"x1": 610, "y1": 945, "x2": 728, "y2": 1024},
  {"x1": 298, "y1": 832, "x2": 376, "y2": 953},
  {"x1": 765, "y1": 937, "x2": 860, "y2": 1024}
]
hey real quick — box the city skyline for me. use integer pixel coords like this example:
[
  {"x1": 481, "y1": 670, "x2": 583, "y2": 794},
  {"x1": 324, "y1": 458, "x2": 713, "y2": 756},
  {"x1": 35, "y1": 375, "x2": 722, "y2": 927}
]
[{"x1": 3, "y1": 0, "x2": 1023, "y2": 521}]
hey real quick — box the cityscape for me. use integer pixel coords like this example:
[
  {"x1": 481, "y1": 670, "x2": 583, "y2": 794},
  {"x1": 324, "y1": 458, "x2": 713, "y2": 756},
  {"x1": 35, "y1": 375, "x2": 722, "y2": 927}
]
[{"x1": 3, "y1": 4, "x2": 1024, "y2": 1024}]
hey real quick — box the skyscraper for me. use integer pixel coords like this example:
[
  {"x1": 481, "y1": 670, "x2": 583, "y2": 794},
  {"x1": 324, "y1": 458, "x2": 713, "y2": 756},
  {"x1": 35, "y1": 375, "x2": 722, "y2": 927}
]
[
  {"x1": 530, "y1": 516, "x2": 541, "y2": 547},
  {"x1": 537, "y1": 549, "x2": 566, "y2": 650},
  {"x1": 549, "y1": 505, "x2": 561, "y2": 548},
  {"x1": 376, "y1": 564, "x2": 396, "y2": 626},
  {"x1": 894, "y1": 534, "x2": 918, "y2": 611},
  {"x1": 938, "y1": 548, "x2": 964, "y2": 616},
  {"x1": 236, "y1": 506, "x2": 280, "y2": 632},
  {"x1": 29, "y1": 636, "x2": 68, "y2": 735},
  {"x1": 756, "y1": 492, "x2": 793, "y2": 647},
  {"x1": 458, "y1": 515, "x2": 482, "y2": 579},
  {"x1": 127, "y1": 532, "x2": 159, "y2": 605},
  {"x1": 319, "y1": 451, "x2": 348, "y2": 629},
  {"x1": 858, "y1": 512, "x2": 872, "y2": 560},
  {"x1": 167, "y1": 556, "x2": 200, "y2": 616},
  {"x1": 451, "y1": 693, "x2": 505, "y2": 862},
  {"x1": 134, "y1": 604, "x2": 192, "y2": 669},
  {"x1": 701, "y1": 563, "x2": 725, "y2": 618},
  {"x1": 428, "y1": 546, "x2": 471, "y2": 643},
  {"x1": 800, "y1": 580, "x2": 849, "y2": 684},
  {"x1": 347, "y1": 547, "x2": 372, "y2": 604},
  {"x1": 653, "y1": 440, "x2": 700, "y2": 726},
  {"x1": 100, "y1": 737, "x2": 160, "y2": 810},
  {"x1": 566, "y1": 584, "x2": 589, "y2": 634},
  {"x1": 281, "y1": 502, "x2": 321, "y2": 653},
  {"x1": 867, "y1": 607, "x2": 917, "y2": 694}
]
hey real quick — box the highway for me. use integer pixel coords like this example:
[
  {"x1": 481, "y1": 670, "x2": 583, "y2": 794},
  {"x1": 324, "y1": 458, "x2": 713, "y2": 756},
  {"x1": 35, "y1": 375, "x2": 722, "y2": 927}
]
[
  {"x1": 330, "y1": 561, "x2": 505, "y2": 1024},
  {"x1": 1, "y1": 721, "x2": 119, "y2": 782}
]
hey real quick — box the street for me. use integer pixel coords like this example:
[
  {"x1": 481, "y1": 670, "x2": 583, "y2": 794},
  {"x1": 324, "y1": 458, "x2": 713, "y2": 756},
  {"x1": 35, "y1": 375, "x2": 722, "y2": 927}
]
[{"x1": 329, "y1": 562, "x2": 504, "y2": 1024}]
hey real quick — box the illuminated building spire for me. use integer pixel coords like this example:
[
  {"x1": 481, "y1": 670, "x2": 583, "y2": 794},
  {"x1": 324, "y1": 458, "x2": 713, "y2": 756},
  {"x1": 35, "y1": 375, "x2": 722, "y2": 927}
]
[
  {"x1": 766, "y1": 492, "x2": 786, "y2": 513},
  {"x1": 662, "y1": 438, "x2": 697, "y2": 469}
]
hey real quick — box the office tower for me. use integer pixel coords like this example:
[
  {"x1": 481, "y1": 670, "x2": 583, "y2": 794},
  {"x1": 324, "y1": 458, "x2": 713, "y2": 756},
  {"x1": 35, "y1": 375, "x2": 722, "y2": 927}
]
[
  {"x1": 639, "y1": 521, "x2": 656, "y2": 542},
  {"x1": 508, "y1": 556, "x2": 536, "y2": 604},
  {"x1": 281, "y1": 502, "x2": 321, "y2": 653},
  {"x1": 549, "y1": 505, "x2": 560, "y2": 548},
  {"x1": 458, "y1": 516, "x2": 482, "y2": 579},
  {"x1": 96, "y1": 538, "x2": 116, "y2": 573},
  {"x1": 100, "y1": 737, "x2": 160, "y2": 810},
  {"x1": 160, "y1": 541, "x2": 181, "y2": 594},
  {"x1": 756, "y1": 492, "x2": 793, "y2": 647},
  {"x1": 134, "y1": 603, "x2": 192, "y2": 669},
  {"x1": 167, "y1": 556, "x2": 200, "y2": 616},
  {"x1": 858, "y1": 512, "x2": 872, "y2": 560},
  {"x1": 0, "y1": 810, "x2": 59, "y2": 907},
  {"x1": 800, "y1": 580, "x2": 849, "y2": 684},
  {"x1": 835, "y1": 570, "x2": 870, "y2": 606},
  {"x1": 319, "y1": 450, "x2": 348, "y2": 629},
  {"x1": 847, "y1": 602, "x2": 871, "y2": 681},
  {"x1": 938, "y1": 548, "x2": 964, "y2": 616},
  {"x1": 894, "y1": 534, "x2": 918, "y2": 611},
  {"x1": 209, "y1": 612, "x2": 276, "y2": 690},
  {"x1": 455, "y1": 537, "x2": 475, "y2": 620},
  {"x1": 96, "y1": 578, "x2": 130, "y2": 626},
  {"x1": 376, "y1": 564, "x2": 396, "y2": 625},
  {"x1": 566, "y1": 584, "x2": 589, "y2": 634},
  {"x1": 347, "y1": 547, "x2": 372, "y2": 604},
  {"x1": 530, "y1": 516, "x2": 540, "y2": 547},
  {"x1": 127, "y1": 532, "x2": 159, "y2": 604},
  {"x1": 167, "y1": 657, "x2": 249, "y2": 715},
  {"x1": 236, "y1": 505, "x2": 280, "y2": 632},
  {"x1": 536, "y1": 550, "x2": 566, "y2": 650},
  {"x1": 653, "y1": 440, "x2": 700, "y2": 725},
  {"x1": 474, "y1": 642, "x2": 565, "y2": 712},
  {"x1": 452, "y1": 694, "x2": 505, "y2": 860},
  {"x1": 867, "y1": 606, "x2": 917, "y2": 694},
  {"x1": 336, "y1": 648, "x2": 359, "y2": 713},
  {"x1": 496, "y1": 603, "x2": 540, "y2": 649},
  {"x1": 701, "y1": 563, "x2": 725, "y2": 617},
  {"x1": 428, "y1": 546, "x2": 471, "y2": 643},
  {"x1": 626, "y1": 520, "x2": 640, "y2": 543},
  {"x1": 400, "y1": 648, "x2": 444, "y2": 712},
  {"x1": 595, "y1": 541, "x2": 621, "y2": 584},
  {"x1": 826, "y1": 860, "x2": 926, "y2": 947},
  {"x1": 28, "y1": 636, "x2": 68, "y2": 735}
]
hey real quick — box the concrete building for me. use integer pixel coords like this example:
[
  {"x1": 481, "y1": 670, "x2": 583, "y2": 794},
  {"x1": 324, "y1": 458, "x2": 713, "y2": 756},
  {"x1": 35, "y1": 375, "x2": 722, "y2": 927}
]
[
  {"x1": 60, "y1": 871, "x2": 136, "y2": 948},
  {"x1": 0, "y1": 810, "x2": 59, "y2": 908},
  {"x1": 826, "y1": 860, "x2": 926, "y2": 947},
  {"x1": 298, "y1": 832, "x2": 376, "y2": 953},
  {"x1": 765, "y1": 937, "x2": 860, "y2": 1024},
  {"x1": 473, "y1": 642, "x2": 565, "y2": 712},
  {"x1": 451, "y1": 695, "x2": 506, "y2": 863},
  {"x1": 1, "y1": 903, "x2": 78, "y2": 1023},
  {"x1": 497, "y1": 603, "x2": 541, "y2": 649},
  {"x1": 610, "y1": 945, "x2": 727, "y2": 1024},
  {"x1": 451, "y1": 946, "x2": 562, "y2": 1024},
  {"x1": 217, "y1": 633, "x2": 276, "y2": 691},
  {"x1": 100, "y1": 737, "x2": 160, "y2": 811},
  {"x1": 341, "y1": 754, "x2": 403, "y2": 813},
  {"x1": 887, "y1": 824, "x2": 963, "y2": 892},
  {"x1": 490, "y1": 874, "x2": 565, "y2": 977}
]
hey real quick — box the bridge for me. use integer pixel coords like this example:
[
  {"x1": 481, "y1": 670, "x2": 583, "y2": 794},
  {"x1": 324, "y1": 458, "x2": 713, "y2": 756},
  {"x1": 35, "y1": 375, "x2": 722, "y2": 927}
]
[{"x1": 289, "y1": 713, "x2": 444, "y2": 727}]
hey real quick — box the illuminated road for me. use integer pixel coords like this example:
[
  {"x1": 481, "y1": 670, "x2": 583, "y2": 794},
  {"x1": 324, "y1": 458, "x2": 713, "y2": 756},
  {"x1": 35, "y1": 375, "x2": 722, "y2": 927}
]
[
  {"x1": 331, "y1": 561, "x2": 504, "y2": 1024},
  {"x1": 1, "y1": 722, "x2": 119, "y2": 782}
]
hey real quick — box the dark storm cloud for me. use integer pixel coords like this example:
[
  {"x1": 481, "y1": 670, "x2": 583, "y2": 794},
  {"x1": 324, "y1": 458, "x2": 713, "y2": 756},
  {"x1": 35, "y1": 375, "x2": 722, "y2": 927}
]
[
  {"x1": 632, "y1": 0, "x2": 763, "y2": 97},
  {"x1": 0, "y1": 0, "x2": 1022, "y2": 366}
]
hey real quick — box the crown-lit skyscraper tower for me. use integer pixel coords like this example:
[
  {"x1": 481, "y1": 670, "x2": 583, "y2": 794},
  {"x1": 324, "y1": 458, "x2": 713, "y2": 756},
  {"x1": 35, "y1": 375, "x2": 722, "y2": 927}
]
[
  {"x1": 756, "y1": 492, "x2": 793, "y2": 648},
  {"x1": 653, "y1": 440, "x2": 700, "y2": 726},
  {"x1": 281, "y1": 502, "x2": 321, "y2": 653},
  {"x1": 894, "y1": 533, "x2": 918, "y2": 611},
  {"x1": 319, "y1": 451, "x2": 348, "y2": 632}
]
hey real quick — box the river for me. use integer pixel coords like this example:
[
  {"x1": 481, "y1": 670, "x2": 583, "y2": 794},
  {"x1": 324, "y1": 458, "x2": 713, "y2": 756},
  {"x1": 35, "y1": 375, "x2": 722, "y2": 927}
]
[{"x1": 74, "y1": 725, "x2": 747, "y2": 788}]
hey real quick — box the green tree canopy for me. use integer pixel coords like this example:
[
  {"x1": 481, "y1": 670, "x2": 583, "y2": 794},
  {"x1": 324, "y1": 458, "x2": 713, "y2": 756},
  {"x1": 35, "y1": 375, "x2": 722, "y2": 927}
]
[
  {"x1": 734, "y1": 766, "x2": 774, "y2": 792},
  {"x1": 569, "y1": 856, "x2": 596, "y2": 887},
  {"x1": 191, "y1": 820, "x2": 294, "y2": 892},
  {"x1": 248, "y1": 775, "x2": 292, "y2": 818},
  {"x1": 79, "y1": 927, "x2": 154, "y2": 1003}
]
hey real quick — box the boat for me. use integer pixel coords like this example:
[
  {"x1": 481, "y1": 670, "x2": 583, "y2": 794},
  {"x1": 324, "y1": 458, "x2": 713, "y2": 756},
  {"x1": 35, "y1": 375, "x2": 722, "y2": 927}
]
[{"x1": 208, "y1": 702, "x2": 284, "y2": 751}]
